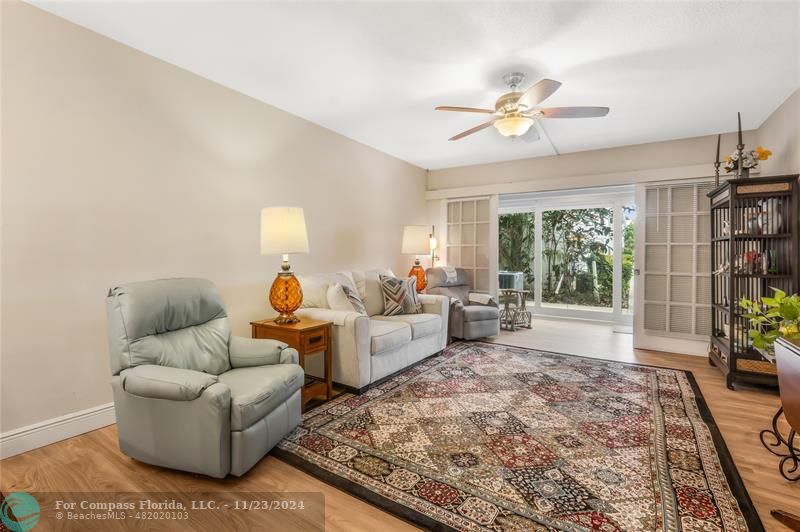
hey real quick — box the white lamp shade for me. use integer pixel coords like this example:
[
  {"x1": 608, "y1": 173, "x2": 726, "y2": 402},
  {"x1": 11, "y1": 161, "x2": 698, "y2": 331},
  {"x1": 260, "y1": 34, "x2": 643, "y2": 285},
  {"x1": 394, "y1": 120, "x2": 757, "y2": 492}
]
[
  {"x1": 260, "y1": 207, "x2": 310, "y2": 255},
  {"x1": 401, "y1": 225, "x2": 430, "y2": 255}
]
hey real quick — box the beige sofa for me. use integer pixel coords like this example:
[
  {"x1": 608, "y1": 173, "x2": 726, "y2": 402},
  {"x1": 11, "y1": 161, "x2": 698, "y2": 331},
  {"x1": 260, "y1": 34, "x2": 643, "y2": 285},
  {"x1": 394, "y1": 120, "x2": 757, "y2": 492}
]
[{"x1": 295, "y1": 269, "x2": 449, "y2": 392}]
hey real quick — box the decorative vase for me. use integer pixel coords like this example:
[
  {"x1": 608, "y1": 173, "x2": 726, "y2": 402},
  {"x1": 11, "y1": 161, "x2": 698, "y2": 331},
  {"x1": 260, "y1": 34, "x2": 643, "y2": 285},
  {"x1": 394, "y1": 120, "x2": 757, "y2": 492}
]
[{"x1": 269, "y1": 270, "x2": 303, "y2": 324}]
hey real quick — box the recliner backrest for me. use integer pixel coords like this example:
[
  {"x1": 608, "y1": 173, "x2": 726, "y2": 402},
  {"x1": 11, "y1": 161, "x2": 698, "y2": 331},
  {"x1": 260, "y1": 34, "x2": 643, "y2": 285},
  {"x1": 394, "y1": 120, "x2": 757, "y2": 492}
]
[
  {"x1": 425, "y1": 267, "x2": 470, "y2": 304},
  {"x1": 106, "y1": 278, "x2": 231, "y2": 376}
]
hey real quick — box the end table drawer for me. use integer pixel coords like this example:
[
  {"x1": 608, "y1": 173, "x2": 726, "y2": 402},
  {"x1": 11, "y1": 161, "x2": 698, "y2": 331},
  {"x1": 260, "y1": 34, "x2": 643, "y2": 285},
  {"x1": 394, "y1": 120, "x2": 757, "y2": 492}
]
[{"x1": 301, "y1": 330, "x2": 327, "y2": 352}]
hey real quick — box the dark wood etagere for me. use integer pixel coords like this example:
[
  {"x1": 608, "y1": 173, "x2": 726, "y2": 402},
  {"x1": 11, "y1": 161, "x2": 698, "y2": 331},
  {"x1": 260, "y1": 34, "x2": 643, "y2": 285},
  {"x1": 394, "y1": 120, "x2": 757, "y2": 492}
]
[{"x1": 708, "y1": 174, "x2": 799, "y2": 389}]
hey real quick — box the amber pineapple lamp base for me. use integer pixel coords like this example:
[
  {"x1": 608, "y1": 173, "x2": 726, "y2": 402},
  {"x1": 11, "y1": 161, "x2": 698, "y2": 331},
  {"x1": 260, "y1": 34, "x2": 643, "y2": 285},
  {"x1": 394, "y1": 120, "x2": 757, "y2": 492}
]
[
  {"x1": 408, "y1": 258, "x2": 426, "y2": 293},
  {"x1": 269, "y1": 260, "x2": 303, "y2": 324}
]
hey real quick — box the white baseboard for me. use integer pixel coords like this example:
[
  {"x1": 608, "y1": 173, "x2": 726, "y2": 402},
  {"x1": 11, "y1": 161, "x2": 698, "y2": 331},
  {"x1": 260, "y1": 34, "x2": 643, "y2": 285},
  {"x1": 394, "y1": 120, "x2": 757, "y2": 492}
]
[
  {"x1": 634, "y1": 335, "x2": 709, "y2": 357},
  {"x1": 0, "y1": 403, "x2": 116, "y2": 459}
]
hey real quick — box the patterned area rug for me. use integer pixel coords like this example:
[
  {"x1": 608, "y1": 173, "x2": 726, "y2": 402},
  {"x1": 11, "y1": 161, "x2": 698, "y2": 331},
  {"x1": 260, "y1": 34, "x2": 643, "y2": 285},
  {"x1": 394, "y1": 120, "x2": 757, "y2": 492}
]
[{"x1": 274, "y1": 342, "x2": 763, "y2": 531}]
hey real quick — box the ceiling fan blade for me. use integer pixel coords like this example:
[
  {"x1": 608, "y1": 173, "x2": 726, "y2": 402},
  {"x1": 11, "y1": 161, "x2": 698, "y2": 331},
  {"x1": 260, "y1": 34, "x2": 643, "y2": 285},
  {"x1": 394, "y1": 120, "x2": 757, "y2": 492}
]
[
  {"x1": 539, "y1": 106, "x2": 610, "y2": 118},
  {"x1": 435, "y1": 106, "x2": 495, "y2": 114},
  {"x1": 520, "y1": 125, "x2": 541, "y2": 143},
  {"x1": 449, "y1": 120, "x2": 496, "y2": 141},
  {"x1": 516, "y1": 79, "x2": 562, "y2": 109}
]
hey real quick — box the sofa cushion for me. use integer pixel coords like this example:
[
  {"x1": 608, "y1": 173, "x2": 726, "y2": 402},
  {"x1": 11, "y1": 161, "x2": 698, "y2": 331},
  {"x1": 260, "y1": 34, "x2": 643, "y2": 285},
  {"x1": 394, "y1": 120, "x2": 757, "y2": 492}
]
[
  {"x1": 374, "y1": 313, "x2": 441, "y2": 340},
  {"x1": 297, "y1": 275, "x2": 330, "y2": 309},
  {"x1": 463, "y1": 305, "x2": 500, "y2": 322},
  {"x1": 357, "y1": 269, "x2": 394, "y2": 316},
  {"x1": 369, "y1": 319, "x2": 411, "y2": 355},
  {"x1": 298, "y1": 272, "x2": 358, "y2": 309},
  {"x1": 218, "y1": 364, "x2": 303, "y2": 431},
  {"x1": 327, "y1": 283, "x2": 367, "y2": 315}
]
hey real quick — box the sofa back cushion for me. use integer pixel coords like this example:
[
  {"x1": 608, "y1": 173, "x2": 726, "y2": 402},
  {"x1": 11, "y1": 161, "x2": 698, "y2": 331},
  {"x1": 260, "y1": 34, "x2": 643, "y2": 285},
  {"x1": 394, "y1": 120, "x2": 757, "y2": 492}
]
[
  {"x1": 298, "y1": 269, "x2": 393, "y2": 316},
  {"x1": 353, "y1": 269, "x2": 394, "y2": 316},
  {"x1": 298, "y1": 271, "x2": 358, "y2": 309},
  {"x1": 326, "y1": 283, "x2": 368, "y2": 315},
  {"x1": 106, "y1": 278, "x2": 231, "y2": 376}
]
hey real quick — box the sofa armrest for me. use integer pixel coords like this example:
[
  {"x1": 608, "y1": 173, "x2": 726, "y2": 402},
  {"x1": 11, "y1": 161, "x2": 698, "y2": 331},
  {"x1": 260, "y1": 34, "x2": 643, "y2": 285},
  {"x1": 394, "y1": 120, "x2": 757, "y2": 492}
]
[
  {"x1": 295, "y1": 307, "x2": 362, "y2": 326},
  {"x1": 229, "y1": 335, "x2": 296, "y2": 368},
  {"x1": 418, "y1": 294, "x2": 450, "y2": 350},
  {"x1": 295, "y1": 307, "x2": 371, "y2": 389},
  {"x1": 419, "y1": 294, "x2": 449, "y2": 316},
  {"x1": 120, "y1": 365, "x2": 219, "y2": 401}
]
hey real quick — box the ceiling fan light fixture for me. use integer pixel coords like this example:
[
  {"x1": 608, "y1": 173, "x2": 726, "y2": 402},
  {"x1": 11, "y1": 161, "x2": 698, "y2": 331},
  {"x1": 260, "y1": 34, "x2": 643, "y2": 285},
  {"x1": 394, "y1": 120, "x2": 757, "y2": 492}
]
[{"x1": 493, "y1": 115, "x2": 534, "y2": 137}]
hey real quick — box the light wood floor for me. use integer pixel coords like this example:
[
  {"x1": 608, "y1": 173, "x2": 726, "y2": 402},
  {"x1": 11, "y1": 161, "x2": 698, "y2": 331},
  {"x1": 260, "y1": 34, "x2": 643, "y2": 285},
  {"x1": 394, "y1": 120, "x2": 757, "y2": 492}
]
[{"x1": 2, "y1": 319, "x2": 798, "y2": 531}]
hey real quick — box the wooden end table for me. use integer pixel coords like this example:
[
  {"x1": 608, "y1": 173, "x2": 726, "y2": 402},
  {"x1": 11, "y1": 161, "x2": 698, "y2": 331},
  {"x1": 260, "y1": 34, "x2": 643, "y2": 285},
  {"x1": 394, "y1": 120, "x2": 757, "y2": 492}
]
[{"x1": 250, "y1": 318, "x2": 333, "y2": 412}]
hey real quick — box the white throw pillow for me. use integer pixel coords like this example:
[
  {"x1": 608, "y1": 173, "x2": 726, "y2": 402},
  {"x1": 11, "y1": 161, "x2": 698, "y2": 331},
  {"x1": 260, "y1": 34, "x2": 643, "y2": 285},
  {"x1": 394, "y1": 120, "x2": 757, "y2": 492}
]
[
  {"x1": 327, "y1": 283, "x2": 352, "y2": 311},
  {"x1": 327, "y1": 283, "x2": 368, "y2": 315}
]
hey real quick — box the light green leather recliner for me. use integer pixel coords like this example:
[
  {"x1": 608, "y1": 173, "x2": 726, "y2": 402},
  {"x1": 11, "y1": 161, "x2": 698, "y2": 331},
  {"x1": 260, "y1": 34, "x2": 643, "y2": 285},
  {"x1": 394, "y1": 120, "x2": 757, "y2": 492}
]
[{"x1": 106, "y1": 278, "x2": 303, "y2": 478}]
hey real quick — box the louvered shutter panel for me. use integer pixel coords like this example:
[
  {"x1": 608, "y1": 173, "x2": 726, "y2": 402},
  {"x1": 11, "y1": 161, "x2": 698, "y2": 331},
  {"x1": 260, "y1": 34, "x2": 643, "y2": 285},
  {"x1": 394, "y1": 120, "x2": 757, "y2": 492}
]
[{"x1": 643, "y1": 182, "x2": 714, "y2": 338}]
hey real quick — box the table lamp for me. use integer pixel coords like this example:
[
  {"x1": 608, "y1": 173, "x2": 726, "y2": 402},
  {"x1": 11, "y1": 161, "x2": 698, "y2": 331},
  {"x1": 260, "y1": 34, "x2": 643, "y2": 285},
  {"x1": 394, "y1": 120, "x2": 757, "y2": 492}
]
[
  {"x1": 402, "y1": 225, "x2": 430, "y2": 292},
  {"x1": 261, "y1": 207, "x2": 309, "y2": 323}
]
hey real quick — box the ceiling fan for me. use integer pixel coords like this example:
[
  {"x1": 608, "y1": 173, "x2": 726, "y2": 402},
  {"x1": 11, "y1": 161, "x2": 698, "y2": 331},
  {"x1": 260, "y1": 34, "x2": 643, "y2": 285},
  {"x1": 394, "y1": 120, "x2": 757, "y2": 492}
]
[{"x1": 435, "y1": 72, "x2": 609, "y2": 141}]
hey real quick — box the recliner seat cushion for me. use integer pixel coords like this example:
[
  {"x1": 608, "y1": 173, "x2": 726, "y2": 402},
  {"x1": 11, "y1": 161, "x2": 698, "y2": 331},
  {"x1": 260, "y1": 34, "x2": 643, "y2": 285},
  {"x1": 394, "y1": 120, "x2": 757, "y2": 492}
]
[
  {"x1": 374, "y1": 314, "x2": 441, "y2": 340},
  {"x1": 463, "y1": 305, "x2": 500, "y2": 322},
  {"x1": 369, "y1": 319, "x2": 411, "y2": 355},
  {"x1": 218, "y1": 365, "x2": 303, "y2": 431}
]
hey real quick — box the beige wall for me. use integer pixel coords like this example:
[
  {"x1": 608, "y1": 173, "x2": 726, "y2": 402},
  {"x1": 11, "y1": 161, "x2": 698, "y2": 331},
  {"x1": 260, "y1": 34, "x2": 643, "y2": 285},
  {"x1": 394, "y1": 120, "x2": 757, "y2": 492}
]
[
  {"x1": 428, "y1": 131, "x2": 757, "y2": 195},
  {"x1": 0, "y1": 2, "x2": 427, "y2": 432},
  {"x1": 756, "y1": 89, "x2": 800, "y2": 176}
]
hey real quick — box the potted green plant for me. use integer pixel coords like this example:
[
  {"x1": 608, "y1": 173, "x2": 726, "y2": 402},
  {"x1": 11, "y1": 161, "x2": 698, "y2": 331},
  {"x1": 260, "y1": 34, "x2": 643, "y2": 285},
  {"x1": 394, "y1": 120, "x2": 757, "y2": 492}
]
[{"x1": 740, "y1": 288, "x2": 800, "y2": 360}]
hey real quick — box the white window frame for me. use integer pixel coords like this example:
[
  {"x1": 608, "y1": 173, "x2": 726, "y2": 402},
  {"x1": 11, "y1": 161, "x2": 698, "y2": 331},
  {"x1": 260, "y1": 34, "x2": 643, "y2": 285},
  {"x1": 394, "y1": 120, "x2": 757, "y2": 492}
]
[{"x1": 498, "y1": 186, "x2": 635, "y2": 327}]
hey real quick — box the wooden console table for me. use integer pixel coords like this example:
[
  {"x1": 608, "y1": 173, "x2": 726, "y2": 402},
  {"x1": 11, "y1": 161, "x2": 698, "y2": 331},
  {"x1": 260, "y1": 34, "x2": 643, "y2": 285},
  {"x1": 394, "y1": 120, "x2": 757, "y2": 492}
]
[{"x1": 250, "y1": 318, "x2": 333, "y2": 412}]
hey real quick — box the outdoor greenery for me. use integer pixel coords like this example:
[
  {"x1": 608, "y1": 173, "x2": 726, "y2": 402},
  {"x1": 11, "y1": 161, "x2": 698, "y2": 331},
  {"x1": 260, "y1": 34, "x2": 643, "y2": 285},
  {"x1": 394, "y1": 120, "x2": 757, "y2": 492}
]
[
  {"x1": 498, "y1": 213, "x2": 536, "y2": 293},
  {"x1": 498, "y1": 208, "x2": 635, "y2": 308}
]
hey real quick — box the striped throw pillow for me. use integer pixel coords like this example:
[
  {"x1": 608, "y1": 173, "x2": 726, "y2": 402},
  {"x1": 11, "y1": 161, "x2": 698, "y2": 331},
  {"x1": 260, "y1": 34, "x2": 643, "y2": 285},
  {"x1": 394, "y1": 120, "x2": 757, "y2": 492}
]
[{"x1": 379, "y1": 275, "x2": 422, "y2": 316}]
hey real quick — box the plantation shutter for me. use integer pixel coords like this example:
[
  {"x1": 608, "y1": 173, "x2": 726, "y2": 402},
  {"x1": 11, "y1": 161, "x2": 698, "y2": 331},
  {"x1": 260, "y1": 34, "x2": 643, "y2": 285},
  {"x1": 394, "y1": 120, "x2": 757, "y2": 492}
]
[
  {"x1": 446, "y1": 198, "x2": 491, "y2": 292},
  {"x1": 642, "y1": 182, "x2": 714, "y2": 338}
]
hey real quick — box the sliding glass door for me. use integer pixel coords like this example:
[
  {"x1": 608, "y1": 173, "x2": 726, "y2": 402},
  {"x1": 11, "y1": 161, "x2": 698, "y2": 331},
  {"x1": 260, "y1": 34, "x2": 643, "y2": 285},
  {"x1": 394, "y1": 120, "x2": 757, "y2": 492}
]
[
  {"x1": 540, "y1": 207, "x2": 614, "y2": 311},
  {"x1": 498, "y1": 187, "x2": 635, "y2": 326}
]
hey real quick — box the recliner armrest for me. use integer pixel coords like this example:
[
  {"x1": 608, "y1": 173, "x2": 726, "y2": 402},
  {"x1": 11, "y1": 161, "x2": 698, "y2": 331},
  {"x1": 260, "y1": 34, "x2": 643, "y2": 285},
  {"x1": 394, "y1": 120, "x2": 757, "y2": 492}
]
[
  {"x1": 229, "y1": 335, "x2": 295, "y2": 368},
  {"x1": 468, "y1": 292, "x2": 498, "y2": 307},
  {"x1": 120, "y1": 365, "x2": 218, "y2": 401}
]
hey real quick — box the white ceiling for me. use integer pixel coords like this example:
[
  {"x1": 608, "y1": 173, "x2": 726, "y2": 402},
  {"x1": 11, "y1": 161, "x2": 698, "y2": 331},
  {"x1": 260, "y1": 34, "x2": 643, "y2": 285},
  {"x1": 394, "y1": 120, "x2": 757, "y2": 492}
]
[{"x1": 33, "y1": 1, "x2": 800, "y2": 170}]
